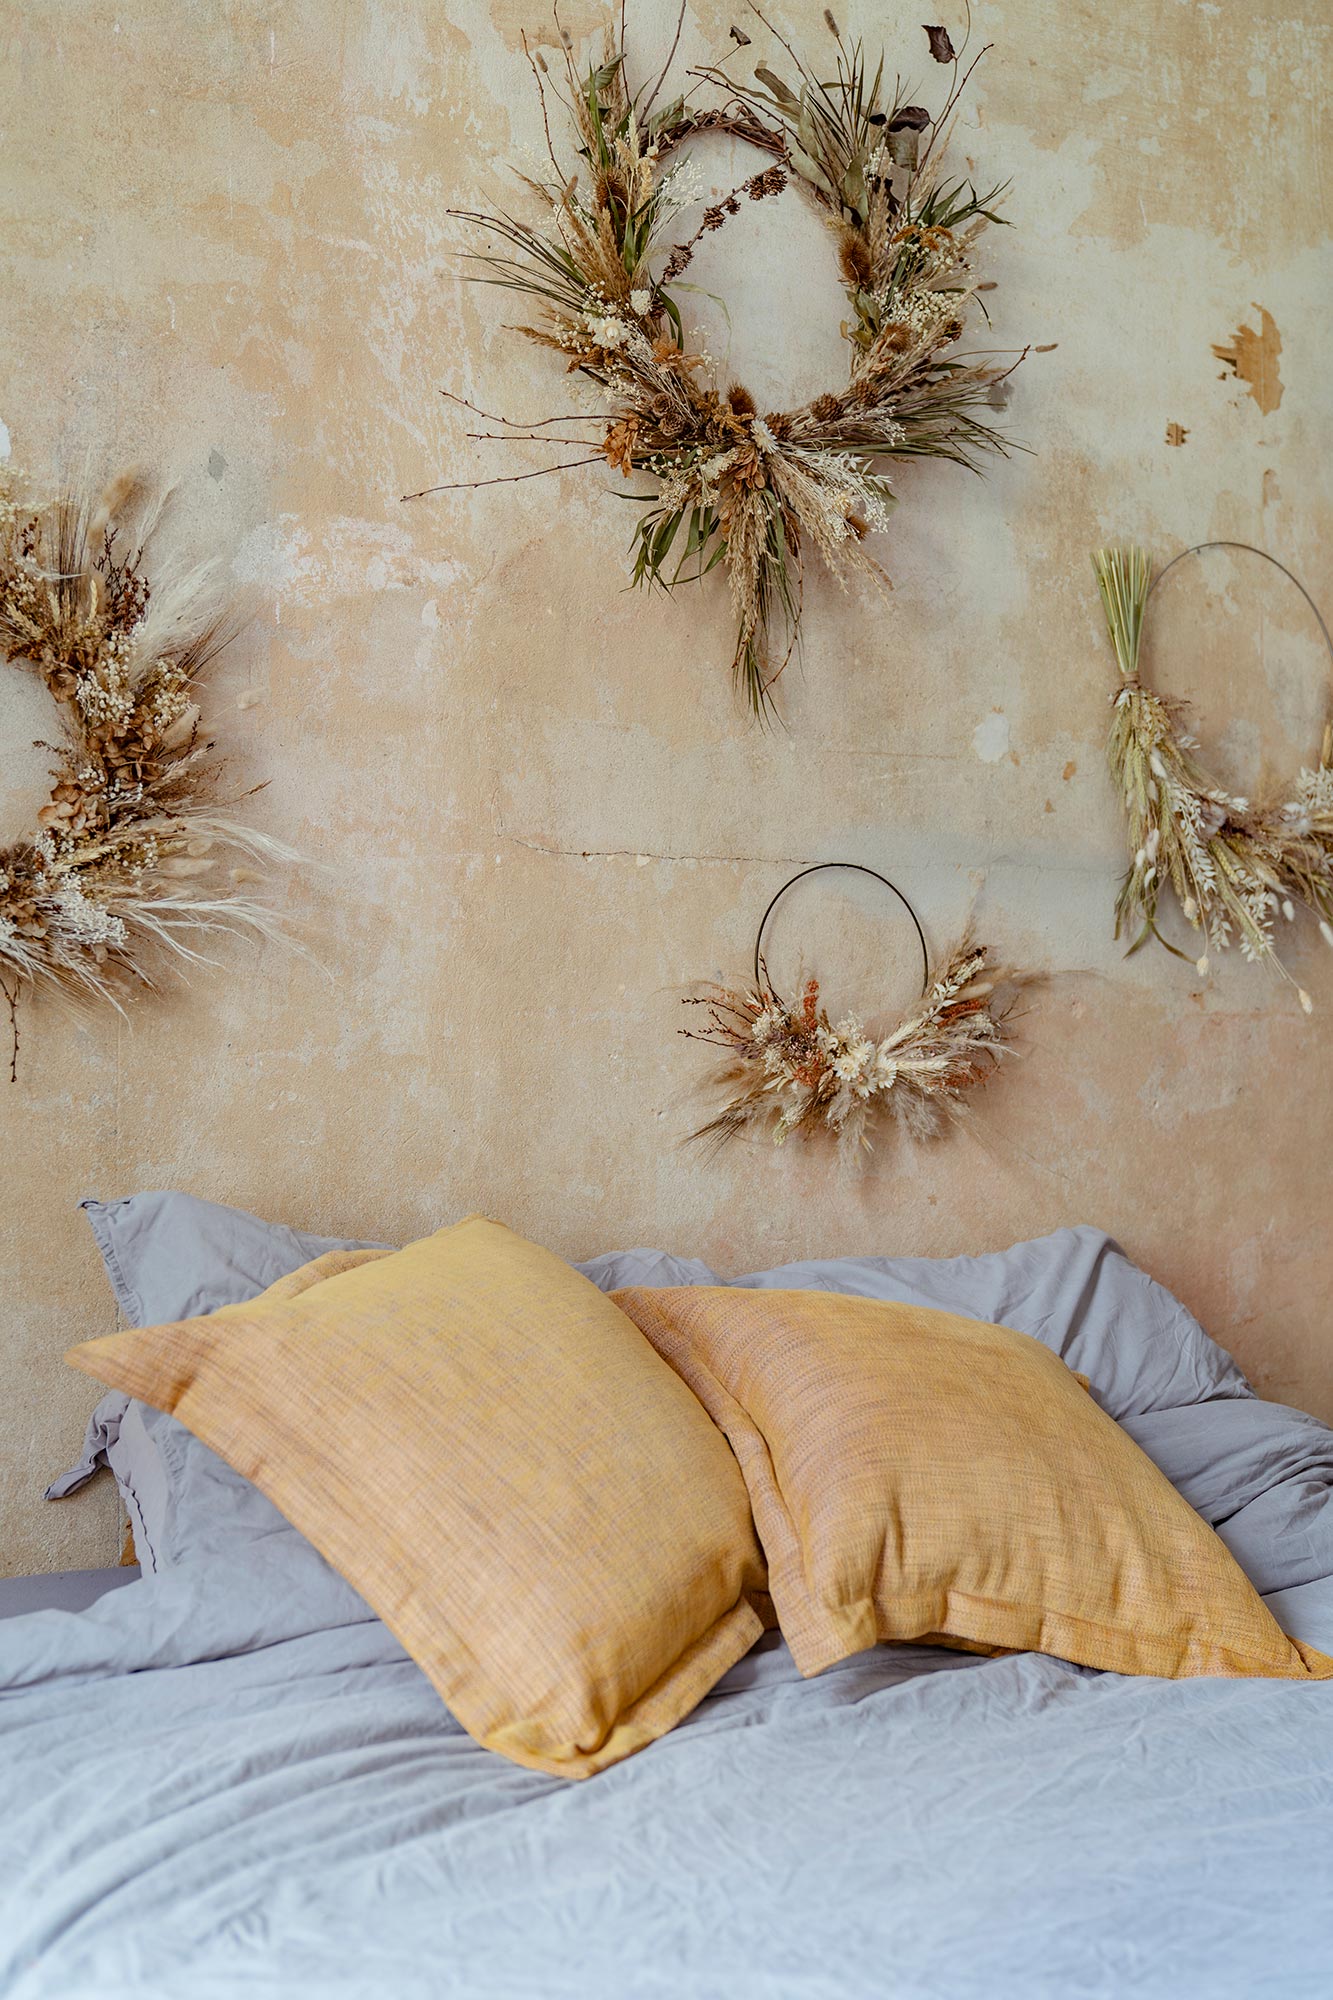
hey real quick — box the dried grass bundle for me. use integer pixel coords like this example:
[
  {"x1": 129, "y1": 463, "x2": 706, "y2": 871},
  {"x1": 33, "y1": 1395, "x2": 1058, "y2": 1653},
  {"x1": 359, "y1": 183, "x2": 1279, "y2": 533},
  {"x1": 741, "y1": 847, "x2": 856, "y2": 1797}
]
[
  {"x1": 423, "y1": 9, "x2": 1024, "y2": 719},
  {"x1": 1094, "y1": 544, "x2": 1333, "y2": 1010},
  {"x1": 683, "y1": 937, "x2": 1025, "y2": 1158},
  {"x1": 0, "y1": 467, "x2": 296, "y2": 1074}
]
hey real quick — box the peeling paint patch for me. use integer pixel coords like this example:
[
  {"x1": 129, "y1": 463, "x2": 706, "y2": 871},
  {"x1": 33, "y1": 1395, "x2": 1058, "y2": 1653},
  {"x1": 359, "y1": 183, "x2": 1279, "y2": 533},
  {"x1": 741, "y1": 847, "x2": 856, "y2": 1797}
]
[
  {"x1": 1212, "y1": 304, "x2": 1283, "y2": 414},
  {"x1": 207, "y1": 449, "x2": 227, "y2": 481},
  {"x1": 1165, "y1": 421, "x2": 1188, "y2": 446},
  {"x1": 972, "y1": 710, "x2": 1010, "y2": 763},
  {"x1": 0, "y1": 419, "x2": 10, "y2": 461},
  {"x1": 1062, "y1": 759, "x2": 1077, "y2": 781}
]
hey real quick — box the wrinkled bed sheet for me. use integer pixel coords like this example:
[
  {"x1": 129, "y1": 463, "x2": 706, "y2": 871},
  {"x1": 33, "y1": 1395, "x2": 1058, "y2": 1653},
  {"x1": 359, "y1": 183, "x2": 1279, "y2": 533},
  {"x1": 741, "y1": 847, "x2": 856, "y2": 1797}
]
[{"x1": 2, "y1": 1540, "x2": 1332, "y2": 2000}]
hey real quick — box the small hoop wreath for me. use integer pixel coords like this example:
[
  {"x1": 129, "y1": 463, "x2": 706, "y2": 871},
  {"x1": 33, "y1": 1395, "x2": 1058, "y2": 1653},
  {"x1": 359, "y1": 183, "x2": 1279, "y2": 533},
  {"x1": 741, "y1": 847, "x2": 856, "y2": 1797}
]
[
  {"x1": 410, "y1": 9, "x2": 1028, "y2": 719},
  {"x1": 0, "y1": 468, "x2": 294, "y2": 1079},
  {"x1": 682, "y1": 860, "x2": 1032, "y2": 1157},
  {"x1": 1093, "y1": 540, "x2": 1333, "y2": 1010}
]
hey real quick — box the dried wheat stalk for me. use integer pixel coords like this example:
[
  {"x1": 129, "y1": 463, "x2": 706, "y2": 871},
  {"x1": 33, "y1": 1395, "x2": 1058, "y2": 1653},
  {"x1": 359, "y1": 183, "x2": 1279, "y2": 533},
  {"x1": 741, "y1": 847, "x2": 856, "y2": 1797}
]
[{"x1": 1094, "y1": 544, "x2": 1333, "y2": 1010}]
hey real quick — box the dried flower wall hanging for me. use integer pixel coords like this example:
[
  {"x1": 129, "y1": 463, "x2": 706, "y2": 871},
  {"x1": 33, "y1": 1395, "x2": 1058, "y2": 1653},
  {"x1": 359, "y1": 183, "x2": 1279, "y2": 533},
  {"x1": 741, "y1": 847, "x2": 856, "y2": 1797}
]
[
  {"x1": 0, "y1": 467, "x2": 295, "y2": 1078},
  {"x1": 408, "y1": 9, "x2": 1029, "y2": 719},
  {"x1": 1093, "y1": 540, "x2": 1333, "y2": 1011},
  {"x1": 682, "y1": 862, "x2": 1034, "y2": 1158}
]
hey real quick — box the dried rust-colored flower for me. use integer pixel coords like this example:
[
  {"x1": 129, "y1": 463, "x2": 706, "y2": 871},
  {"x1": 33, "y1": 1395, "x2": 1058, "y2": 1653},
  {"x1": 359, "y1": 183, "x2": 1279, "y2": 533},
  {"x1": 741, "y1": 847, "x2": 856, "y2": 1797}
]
[
  {"x1": 683, "y1": 937, "x2": 1032, "y2": 1159},
  {"x1": 602, "y1": 416, "x2": 642, "y2": 474}
]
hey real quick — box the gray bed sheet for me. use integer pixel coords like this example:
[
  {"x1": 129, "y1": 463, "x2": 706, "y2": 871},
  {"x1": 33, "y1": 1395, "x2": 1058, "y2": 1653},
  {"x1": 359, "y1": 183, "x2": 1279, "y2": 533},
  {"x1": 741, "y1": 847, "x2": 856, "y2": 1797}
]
[{"x1": 1, "y1": 1540, "x2": 1331, "y2": 2000}]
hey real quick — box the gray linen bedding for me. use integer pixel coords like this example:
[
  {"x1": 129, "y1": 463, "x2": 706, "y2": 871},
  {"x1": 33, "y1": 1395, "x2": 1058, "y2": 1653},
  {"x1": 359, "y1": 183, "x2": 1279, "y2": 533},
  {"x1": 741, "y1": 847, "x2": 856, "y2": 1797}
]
[
  {"x1": 4, "y1": 1218, "x2": 1332, "y2": 1997},
  {"x1": 2, "y1": 1546, "x2": 1331, "y2": 2000}
]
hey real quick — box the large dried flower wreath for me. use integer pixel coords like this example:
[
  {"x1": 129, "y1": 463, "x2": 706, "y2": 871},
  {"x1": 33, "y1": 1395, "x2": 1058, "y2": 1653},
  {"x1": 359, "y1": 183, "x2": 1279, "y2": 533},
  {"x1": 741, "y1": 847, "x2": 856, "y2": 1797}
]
[
  {"x1": 0, "y1": 468, "x2": 293, "y2": 1077},
  {"x1": 411, "y1": 8, "x2": 1028, "y2": 718},
  {"x1": 682, "y1": 863, "x2": 1032, "y2": 1157},
  {"x1": 1093, "y1": 541, "x2": 1333, "y2": 1012}
]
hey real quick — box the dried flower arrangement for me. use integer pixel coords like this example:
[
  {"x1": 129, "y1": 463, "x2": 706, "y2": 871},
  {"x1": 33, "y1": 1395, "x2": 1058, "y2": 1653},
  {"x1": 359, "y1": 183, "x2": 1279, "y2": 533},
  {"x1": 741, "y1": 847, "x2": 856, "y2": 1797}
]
[
  {"x1": 1094, "y1": 542, "x2": 1333, "y2": 1012},
  {"x1": 414, "y1": 7, "x2": 1026, "y2": 718},
  {"x1": 682, "y1": 866, "x2": 1029, "y2": 1157},
  {"x1": 0, "y1": 467, "x2": 294, "y2": 1077}
]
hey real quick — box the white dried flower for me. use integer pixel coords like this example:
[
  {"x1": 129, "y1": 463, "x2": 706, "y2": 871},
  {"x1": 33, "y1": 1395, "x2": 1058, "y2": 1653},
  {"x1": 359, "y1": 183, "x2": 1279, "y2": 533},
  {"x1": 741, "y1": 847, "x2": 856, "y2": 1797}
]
[
  {"x1": 871, "y1": 1049, "x2": 899, "y2": 1090},
  {"x1": 583, "y1": 313, "x2": 630, "y2": 350},
  {"x1": 52, "y1": 883, "x2": 127, "y2": 947},
  {"x1": 630, "y1": 289, "x2": 652, "y2": 316}
]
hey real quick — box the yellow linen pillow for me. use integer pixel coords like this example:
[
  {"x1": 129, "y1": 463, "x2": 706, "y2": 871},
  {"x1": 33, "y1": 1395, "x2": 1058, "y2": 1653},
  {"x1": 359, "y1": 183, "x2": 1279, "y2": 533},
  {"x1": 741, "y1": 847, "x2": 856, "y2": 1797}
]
[
  {"x1": 611, "y1": 1285, "x2": 1333, "y2": 1684},
  {"x1": 67, "y1": 1217, "x2": 769, "y2": 1779}
]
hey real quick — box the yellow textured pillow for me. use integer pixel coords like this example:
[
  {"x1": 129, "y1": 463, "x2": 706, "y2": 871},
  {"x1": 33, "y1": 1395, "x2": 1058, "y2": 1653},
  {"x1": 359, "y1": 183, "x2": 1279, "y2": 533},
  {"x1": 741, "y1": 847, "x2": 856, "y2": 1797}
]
[
  {"x1": 67, "y1": 1218, "x2": 769, "y2": 1779},
  {"x1": 612, "y1": 1286, "x2": 1333, "y2": 1685}
]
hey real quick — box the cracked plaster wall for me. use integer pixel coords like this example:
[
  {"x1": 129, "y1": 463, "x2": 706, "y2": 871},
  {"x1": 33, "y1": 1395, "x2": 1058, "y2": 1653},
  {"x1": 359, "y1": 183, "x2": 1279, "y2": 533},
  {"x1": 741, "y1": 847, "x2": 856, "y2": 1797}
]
[{"x1": 2, "y1": 0, "x2": 1331, "y2": 1571}]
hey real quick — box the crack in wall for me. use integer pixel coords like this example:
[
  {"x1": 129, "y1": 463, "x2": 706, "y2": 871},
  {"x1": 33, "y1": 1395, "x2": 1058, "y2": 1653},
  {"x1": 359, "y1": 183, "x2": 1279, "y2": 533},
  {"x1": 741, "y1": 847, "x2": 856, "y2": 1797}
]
[{"x1": 500, "y1": 829, "x2": 812, "y2": 868}]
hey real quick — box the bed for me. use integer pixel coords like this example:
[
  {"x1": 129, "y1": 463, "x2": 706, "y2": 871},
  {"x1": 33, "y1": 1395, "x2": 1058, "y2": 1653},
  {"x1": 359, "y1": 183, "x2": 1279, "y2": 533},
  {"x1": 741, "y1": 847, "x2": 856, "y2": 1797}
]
[{"x1": 3, "y1": 1201, "x2": 1332, "y2": 1997}]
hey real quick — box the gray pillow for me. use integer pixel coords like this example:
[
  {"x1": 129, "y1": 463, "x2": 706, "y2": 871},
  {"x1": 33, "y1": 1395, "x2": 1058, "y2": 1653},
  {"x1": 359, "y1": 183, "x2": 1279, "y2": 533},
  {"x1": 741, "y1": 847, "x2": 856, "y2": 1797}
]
[
  {"x1": 80, "y1": 1192, "x2": 392, "y2": 1326},
  {"x1": 52, "y1": 1195, "x2": 396, "y2": 1570},
  {"x1": 79, "y1": 1190, "x2": 715, "y2": 1322}
]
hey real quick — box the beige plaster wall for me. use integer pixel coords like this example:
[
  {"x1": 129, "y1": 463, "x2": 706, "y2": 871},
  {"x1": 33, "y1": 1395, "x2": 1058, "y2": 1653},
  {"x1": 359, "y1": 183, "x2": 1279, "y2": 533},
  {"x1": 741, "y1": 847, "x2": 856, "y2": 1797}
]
[{"x1": 3, "y1": 0, "x2": 1331, "y2": 1573}]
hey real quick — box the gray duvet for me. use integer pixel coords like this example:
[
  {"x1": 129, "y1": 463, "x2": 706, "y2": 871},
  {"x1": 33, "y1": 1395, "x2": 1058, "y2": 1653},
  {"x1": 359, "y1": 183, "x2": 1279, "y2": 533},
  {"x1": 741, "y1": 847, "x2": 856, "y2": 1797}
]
[
  {"x1": 4, "y1": 1224, "x2": 1333, "y2": 1997},
  {"x1": 2, "y1": 1548, "x2": 1332, "y2": 2000}
]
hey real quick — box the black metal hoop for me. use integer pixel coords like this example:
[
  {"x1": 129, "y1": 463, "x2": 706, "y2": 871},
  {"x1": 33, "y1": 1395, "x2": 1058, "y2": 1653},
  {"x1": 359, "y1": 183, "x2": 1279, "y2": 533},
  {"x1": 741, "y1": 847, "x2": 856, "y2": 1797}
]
[
  {"x1": 752, "y1": 863, "x2": 930, "y2": 999},
  {"x1": 1146, "y1": 540, "x2": 1333, "y2": 673}
]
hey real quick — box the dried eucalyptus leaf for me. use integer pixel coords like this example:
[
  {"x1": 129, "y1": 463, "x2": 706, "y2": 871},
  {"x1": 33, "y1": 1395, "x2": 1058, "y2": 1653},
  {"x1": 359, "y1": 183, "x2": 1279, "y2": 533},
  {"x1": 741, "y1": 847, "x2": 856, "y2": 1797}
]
[
  {"x1": 924, "y1": 24, "x2": 956, "y2": 62},
  {"x1": 889, "y1": 105, "x2": 931, "y2": 131},
  {"x1": 754, "y1": 64, "x2": 799, "y2": 108},
  {"x1": 790, "y1": 144, "x2": 838, "y2": 197},
  {"x1": 840, "y1": 155, "x2": 868, "y2": 220}
]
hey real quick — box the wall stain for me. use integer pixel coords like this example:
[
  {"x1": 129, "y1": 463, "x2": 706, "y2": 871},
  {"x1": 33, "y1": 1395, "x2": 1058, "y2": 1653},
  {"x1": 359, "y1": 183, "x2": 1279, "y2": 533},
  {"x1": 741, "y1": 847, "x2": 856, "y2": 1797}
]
[
  {"x1": 1211, "y1": 304, "x2": 1283, "y2": 415},
  {"x1": 1164, "y1": 421, "x2": 1188, "y2": 446}
]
